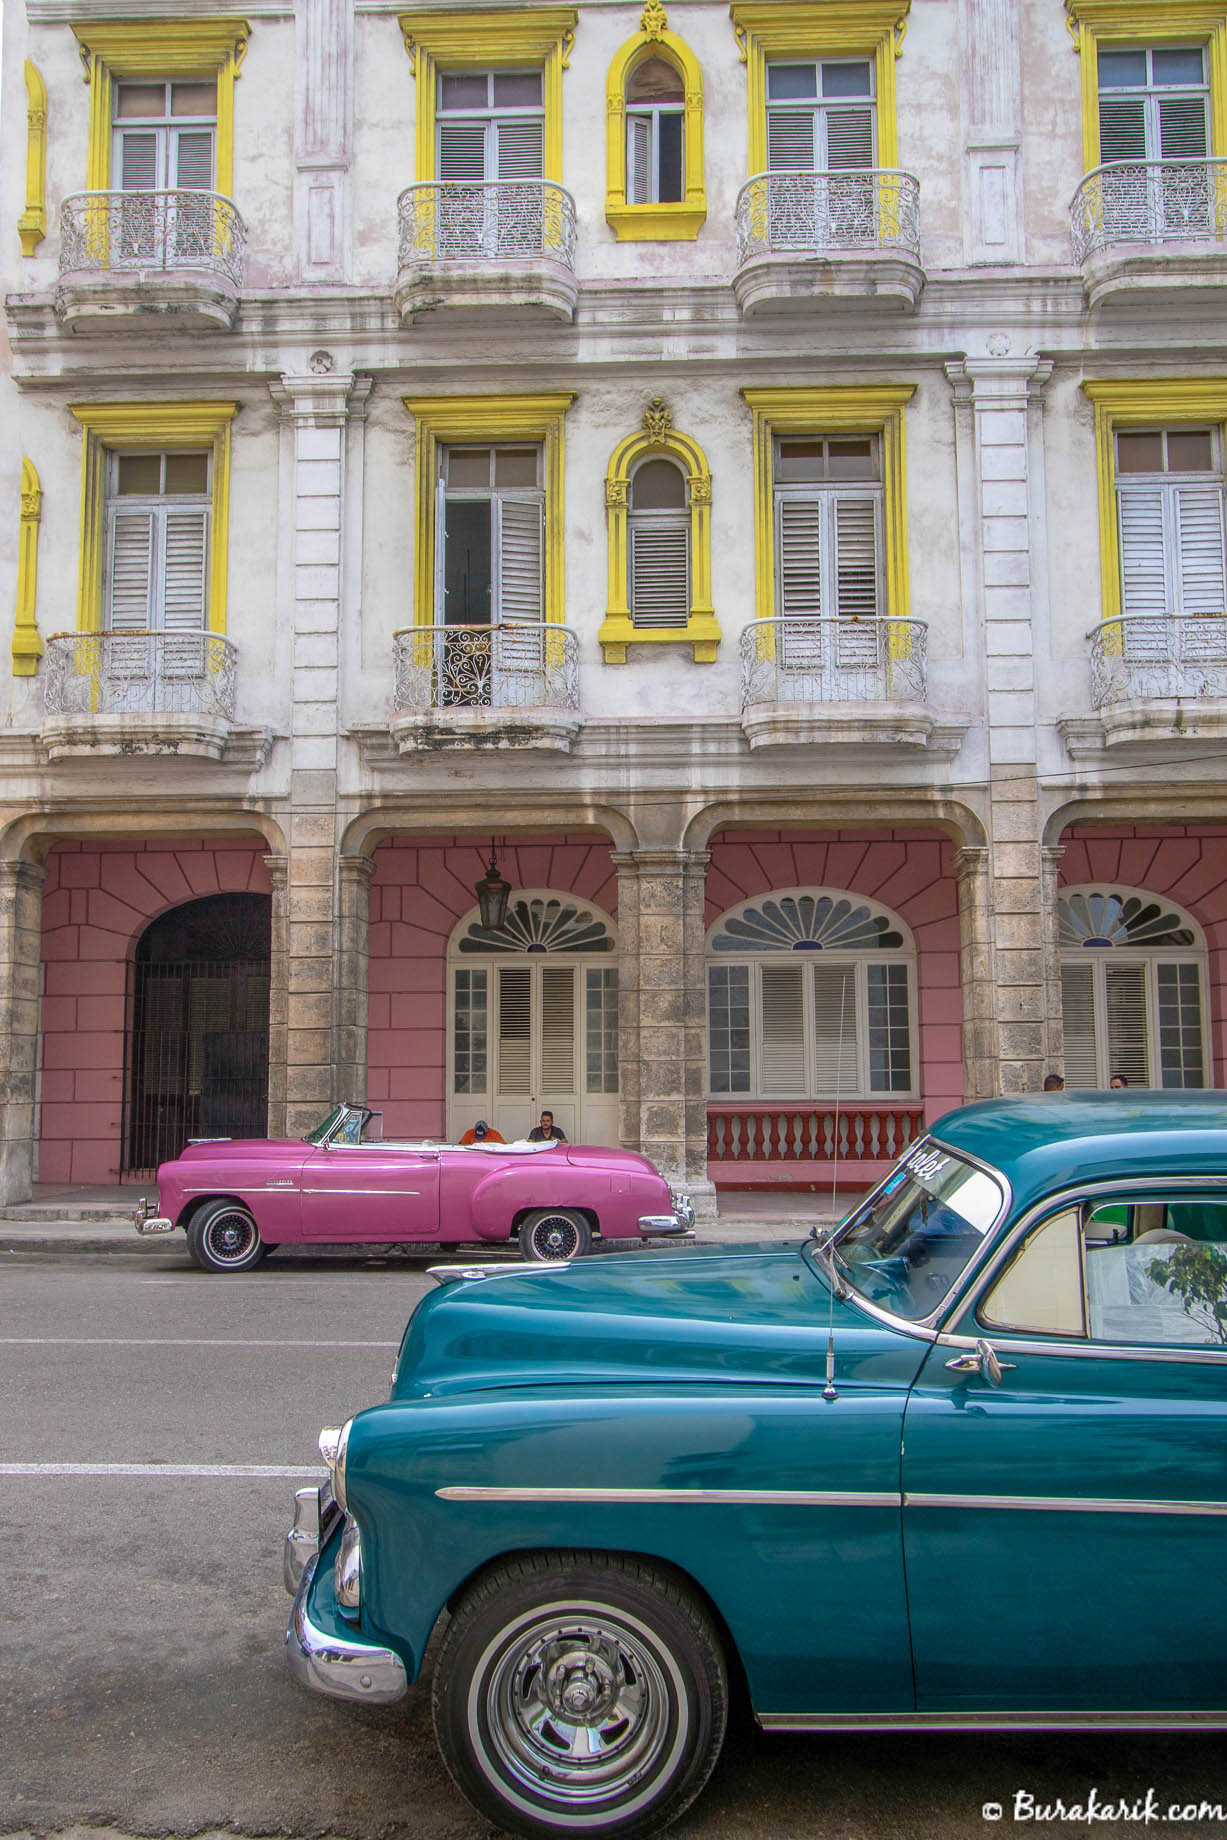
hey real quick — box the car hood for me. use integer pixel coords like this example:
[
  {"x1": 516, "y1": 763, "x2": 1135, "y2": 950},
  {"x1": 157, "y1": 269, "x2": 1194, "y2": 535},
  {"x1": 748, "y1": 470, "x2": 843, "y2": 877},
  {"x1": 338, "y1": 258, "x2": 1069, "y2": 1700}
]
[{"x1": 392, "y1": 1242, "x2": 928, "y2": 1398}]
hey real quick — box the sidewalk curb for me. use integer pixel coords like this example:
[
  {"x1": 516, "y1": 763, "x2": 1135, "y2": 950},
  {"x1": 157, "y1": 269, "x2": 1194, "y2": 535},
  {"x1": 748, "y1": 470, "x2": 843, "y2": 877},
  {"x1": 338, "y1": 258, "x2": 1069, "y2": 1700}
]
[{"x1": 0, "y1": 1222, "x2": 824, "y2": 1258}]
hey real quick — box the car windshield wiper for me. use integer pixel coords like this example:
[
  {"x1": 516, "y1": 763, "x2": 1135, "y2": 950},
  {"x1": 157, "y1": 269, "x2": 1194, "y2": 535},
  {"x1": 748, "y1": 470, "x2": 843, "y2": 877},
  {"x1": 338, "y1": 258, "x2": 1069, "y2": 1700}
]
[{"x1": 807, "y1": 1226, "x2": 852, "y2": 1301}]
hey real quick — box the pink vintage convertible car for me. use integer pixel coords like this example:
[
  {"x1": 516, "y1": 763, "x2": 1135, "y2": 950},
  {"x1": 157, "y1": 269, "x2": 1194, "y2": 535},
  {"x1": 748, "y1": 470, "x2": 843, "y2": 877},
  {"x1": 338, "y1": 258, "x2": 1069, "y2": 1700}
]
[{"x1": 134, "y1": 1102, "x2": 695, "y2": 1272}]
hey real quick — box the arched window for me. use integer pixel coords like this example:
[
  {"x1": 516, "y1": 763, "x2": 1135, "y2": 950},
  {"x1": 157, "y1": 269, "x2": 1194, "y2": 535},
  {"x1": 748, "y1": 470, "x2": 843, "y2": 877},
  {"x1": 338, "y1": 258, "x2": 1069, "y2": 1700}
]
[
  {"x1": 605, "y1": 6, "x2": 705, "y2": 241},
  {"x1": 706, "y1": 889, "x2": 916, "y2": 1101},
  {"x1": 1059, "y1": 885, "x2": 1210, "y2": 1089},
  {"x1": 599, "y1": 398, "x2": 719, "y2": 662}
]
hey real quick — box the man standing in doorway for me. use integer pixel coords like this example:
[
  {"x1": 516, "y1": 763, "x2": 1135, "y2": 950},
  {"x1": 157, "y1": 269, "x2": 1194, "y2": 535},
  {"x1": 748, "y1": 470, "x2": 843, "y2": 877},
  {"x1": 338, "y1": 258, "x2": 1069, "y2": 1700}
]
[{"x1": 528, "y1": 1109, "x2": 567, "y2": 1142}]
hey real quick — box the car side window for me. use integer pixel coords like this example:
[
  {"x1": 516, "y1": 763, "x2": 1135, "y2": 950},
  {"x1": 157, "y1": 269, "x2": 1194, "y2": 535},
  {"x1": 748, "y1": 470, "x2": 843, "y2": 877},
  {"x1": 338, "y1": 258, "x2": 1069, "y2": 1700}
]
[
  {"x1": 978, "y1": 1207, "x2": 1087, "y2": 1337},
  {"x1": 1083, "y1": 1200, "x2": 1227, "y2": 1347}
]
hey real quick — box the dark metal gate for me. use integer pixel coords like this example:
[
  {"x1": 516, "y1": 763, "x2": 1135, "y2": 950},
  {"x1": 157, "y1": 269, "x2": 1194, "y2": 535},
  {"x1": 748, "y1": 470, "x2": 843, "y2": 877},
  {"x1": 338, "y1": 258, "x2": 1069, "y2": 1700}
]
[{"x1": 122, "y1": 893, "x2": 271, "y2": 1178}]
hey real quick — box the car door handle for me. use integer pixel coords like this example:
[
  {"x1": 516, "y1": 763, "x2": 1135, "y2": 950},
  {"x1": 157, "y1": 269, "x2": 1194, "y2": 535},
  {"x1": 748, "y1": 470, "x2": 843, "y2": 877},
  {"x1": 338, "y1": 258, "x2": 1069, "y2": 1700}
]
[{"x1": 944, "y1": 1338, "x2": 1017, "y2": 1388}]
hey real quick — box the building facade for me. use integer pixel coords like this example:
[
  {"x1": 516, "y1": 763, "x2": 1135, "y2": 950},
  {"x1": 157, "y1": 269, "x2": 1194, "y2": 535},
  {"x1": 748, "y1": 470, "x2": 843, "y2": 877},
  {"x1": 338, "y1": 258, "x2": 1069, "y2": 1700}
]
[{"x1": 3, "y1": 0, "x2": 1227, "y2": 1212}]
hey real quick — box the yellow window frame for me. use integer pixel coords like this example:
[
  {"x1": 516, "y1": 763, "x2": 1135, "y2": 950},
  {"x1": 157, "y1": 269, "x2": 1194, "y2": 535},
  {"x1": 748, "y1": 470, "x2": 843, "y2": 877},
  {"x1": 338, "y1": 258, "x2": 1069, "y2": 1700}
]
[
  {"x1": 403, "y1": 395, "x2": 575, "y2": 633},
  {"x1": 598, "y1": 404, "x2": 718, "y2": 663},
  {"x1": 73, "y1": 19, "x2": 251, "y2": 198},
  {"x1": 1066, "y1": 1, "x2": 1227, "y2": 166},
  {"x1": 1082, "y1": 378, "x2": 1227, "y2": 625},
  {"x1": 68, "y1": 401, "x2": 239, "y2": 635},
  {"x1": 729, "y1": 1, "x2": 910, "y2": 174},
  {"x1": 605, "y1": 8, "x2": 705, "y2": 241},
  {"x1": 399, "y1": 8, "x2": 577, "y2": 182},
  {"x1": 740, "y1": 384, "x2": 915, "y2": 645}
]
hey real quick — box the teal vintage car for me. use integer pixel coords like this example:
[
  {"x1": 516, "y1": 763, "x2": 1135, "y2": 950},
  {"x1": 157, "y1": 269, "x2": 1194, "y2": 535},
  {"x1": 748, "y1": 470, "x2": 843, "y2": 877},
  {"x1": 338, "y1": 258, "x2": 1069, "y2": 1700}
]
[{"x1": 284, "y1": 1092, "x2": 1227, "y2": 1838}]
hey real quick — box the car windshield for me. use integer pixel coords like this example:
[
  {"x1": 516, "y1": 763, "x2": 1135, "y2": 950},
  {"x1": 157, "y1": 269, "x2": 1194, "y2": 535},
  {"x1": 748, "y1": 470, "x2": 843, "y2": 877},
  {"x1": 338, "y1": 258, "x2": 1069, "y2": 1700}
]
[
  {"x1": 822, "y1": 1141, "x2": 1006, "y2": 1321},
  {"x1": 302, "y1": 1106, "x2": 370, "y2": 1147}
]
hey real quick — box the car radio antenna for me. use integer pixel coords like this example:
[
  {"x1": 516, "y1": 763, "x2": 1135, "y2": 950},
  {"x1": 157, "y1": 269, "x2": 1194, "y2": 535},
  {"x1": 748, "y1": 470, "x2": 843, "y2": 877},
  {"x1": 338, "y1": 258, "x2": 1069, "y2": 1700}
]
[{"x1": 823, "y1": 971, "x2": 850, "y2": 1403}]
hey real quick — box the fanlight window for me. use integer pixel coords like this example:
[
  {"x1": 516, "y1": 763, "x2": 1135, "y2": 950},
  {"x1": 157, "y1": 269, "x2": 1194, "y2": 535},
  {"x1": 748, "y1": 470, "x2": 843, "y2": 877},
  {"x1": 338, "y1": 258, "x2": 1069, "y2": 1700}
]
[
  {"x1": 707, "y1": 890, "x2": 915, "y2": 1101},
  {"x1": 1059, "y1": 886, "x2": 1208, "y2": 1089}
]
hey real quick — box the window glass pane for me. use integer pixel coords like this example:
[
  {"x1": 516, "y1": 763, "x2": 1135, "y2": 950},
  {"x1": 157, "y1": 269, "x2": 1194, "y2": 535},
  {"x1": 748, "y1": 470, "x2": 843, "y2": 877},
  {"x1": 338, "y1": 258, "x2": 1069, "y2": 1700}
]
[
  {"x1": 708, "y1": 964, "x2": 751, "y2": 1093},
  {"x1": 632, "y1": 459, "x2": 687, "y2": 509},
  {"x1": 115, "y1": 84, "x2": 167, "y2": 119},
  {"x1": 1157, "y1": 962, "x2": 1205, "y2": 1087},
  {"x1": 1167, "y1": 430, "x2": 1215, "y2": 473},
  {"x1": 163, "y1": 453, "x2": 209, "y2": 495},
  {"x1": 776, "y1": 439, "x2": 824, "y2": 483},
  {"x1": 822, "y1": 60, "x2": 873, "y2": 98},
  {"x1": 627, "y1": 56, "x2": 684, "y2": 103},
  {"x1": 1098, "y1": 49, "x2": 1147, "y2": 88},
  {"x1": 117, "y1": 454, "x2": 162, "y2": 496},
  {"x1": 658, "y1": 111, "x2": 684, "y2": 203},
  {"x1": 1116, "y1": 431, "x2": 1164, "y2": 473},
  {"x1": 493, "y1": 447, "x2": 539, "y2": 489},
  {"x1": 493, "y1": 71, "x2": 543, "y2": 108},
  {"x1": 447, "y1": 448, "x2": 491, "y2": 488},
  {"x1": 1151, "y1": 47, "x2": 1206, "y2": 86},
  {"x1": 981, "y1": 1210, "x2": 1086, "y2": 1336},
  {"x1": 867, "y1": 962, "x2": 911, "y2": 1092},
  {"x1": 1086, "y1": 1210, "x2": 1227, "y2": 1345},
  {"x1": 828, "y1": 438, "x2": 878, "y2": 481},
  {"x1": 443, "y1": 500, "x2": 492, "y2": 626},
  {"x1": 453, "y1": 967, "x2": 488, "y2": 1093},
  {"x1": 767, "y1": 63, "x2": 817, "y2": 101},
  {"x1": 440, "y1": 72, "x2": 489, "y2": 110},
  {"x1": 585, "y1": 967, "x2": 619, "y2": 1094},
  {"x1": 171, "y1": 82, "x2": 217, "y2": 117}
]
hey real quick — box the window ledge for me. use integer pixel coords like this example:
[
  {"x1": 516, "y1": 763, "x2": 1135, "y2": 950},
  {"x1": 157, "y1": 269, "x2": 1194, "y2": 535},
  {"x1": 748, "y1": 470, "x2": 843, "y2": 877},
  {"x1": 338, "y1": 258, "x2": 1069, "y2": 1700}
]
[
  {"x1": 597, "y1": 612, "x2": 720, "y2": 664},
  {"x1": 733, "y1": 248, "x2": 925, "y2": 318},
  {"x1": 389, "y1": 706, "x2": 581, "y2": 755},
  {"x1": 394, "y1": 258, "x2": 578, "y2": 324},
  {"x1": 54, "y1": 269, "x2": 241, "y2": 334},
  {"x1": 606, "y1": 203, "x2": 707, "y2": 243},
  {"x1": 1061, "y1": 701, "x2": 1227, "y2": 757},
  {"x1": 38, "y1": 712, "x2": 273, "y2": 765},
  {"x1": 1078, "y1": 243, "x2": 1227, "y2": 313},
  {"x1": 740, "y1": 702, "x2": 968, "y2": 756}
]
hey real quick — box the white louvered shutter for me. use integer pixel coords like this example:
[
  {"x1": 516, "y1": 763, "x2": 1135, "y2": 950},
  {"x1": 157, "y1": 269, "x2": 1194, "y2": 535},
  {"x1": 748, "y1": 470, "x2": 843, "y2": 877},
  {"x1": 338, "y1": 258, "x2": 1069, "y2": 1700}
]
[
  {"x1": 497, "y1": 497, "x2": 544, "y2": 622},
  {"x1": 627, "y1": 113, "x2": 652, "y2": 204},
  {"x1": 1098, "y1": 97, "x2": 1147, "y2": 163},
  {"x1": 1105, "y1": 960, "x2": 1149, "y2": 1086},
  {"x1": 119, "y1": 132, "x2": 160, "y2": 190},
  {"x1": 833, "y1": 494, "x2": 880, "y2": 668},
  {"x1": 1159, "y1": 95, "x2": 1208, "y2": 159},
  {"x1": 540, "y1": 967, "x2": 576, "y2": 1092},
  {"x1": 107, "y1": 512, "x2": 155, "y2": 632},
  {"x1": 496, "y1": 118, "x2": 545, "y2": 179},
  {"x1": 175, "y1": 131, "x2": 214, "y2": 190},
  {"x1": 812, "y1": 965, "x2": 858, "y2": 1095},
  {"x1": 162, "y1": 509, "x2": 209, "y2": 629},
  {"x1": 438, "y1": 123, "x2": 488, "y2": 182},
  {"x1": 1098, "y1": 98, "x2": 1148, "y2": 237},
  {"x1": 824, "y1": 108, "x2": 874, "y2": 171},
  {"x1": 778, "y1": 498, "x2": 823, "y2": 617},
  {"x1": 630, "y1": 522, "x2": 689, "y2": 628},
  {"x1": 1060, "y1": 964, "x2": 1099, "y2": 1089},
  {"x1": 766, "y1": 111, "x2": 815, "y2": 171},
  {"x1": 1174, "y1": 486, "x2": 1227, "y2": 614},
  {"x1": 1118, "y1": 485, "x2": 1169, "y2": 624},
  {"x1": 497, "y1": 967, "x2": 533, "y2": 1094},
  {"x1": 759, "y1": 965, "x2": 806, "y2": 1091}
]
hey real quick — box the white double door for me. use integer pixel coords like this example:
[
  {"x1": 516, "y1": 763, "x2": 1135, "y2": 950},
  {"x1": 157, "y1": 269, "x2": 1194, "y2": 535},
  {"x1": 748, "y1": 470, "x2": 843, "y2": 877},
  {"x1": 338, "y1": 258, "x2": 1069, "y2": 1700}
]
[{"x1": 448, "y1": 959, "x2": 619, "y2": 1147}]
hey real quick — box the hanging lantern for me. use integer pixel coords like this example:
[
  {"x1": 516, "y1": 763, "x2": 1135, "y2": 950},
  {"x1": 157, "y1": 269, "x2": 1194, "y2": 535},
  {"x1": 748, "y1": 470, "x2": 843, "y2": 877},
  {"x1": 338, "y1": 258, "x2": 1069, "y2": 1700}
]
[{"x1": 475, "y1": 847, "x2": 511, "y2": 931}]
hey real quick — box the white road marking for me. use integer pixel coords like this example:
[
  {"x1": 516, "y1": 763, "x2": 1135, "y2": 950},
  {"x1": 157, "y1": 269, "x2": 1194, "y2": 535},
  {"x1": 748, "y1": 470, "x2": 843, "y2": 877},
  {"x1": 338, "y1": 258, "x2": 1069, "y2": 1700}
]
[
  {"x1": 0, "y1": 1337, "x2": 398, "y2": 1348},
  {"x1": 0, "y1": 1462, "x2": 327, "y2": 1478}
]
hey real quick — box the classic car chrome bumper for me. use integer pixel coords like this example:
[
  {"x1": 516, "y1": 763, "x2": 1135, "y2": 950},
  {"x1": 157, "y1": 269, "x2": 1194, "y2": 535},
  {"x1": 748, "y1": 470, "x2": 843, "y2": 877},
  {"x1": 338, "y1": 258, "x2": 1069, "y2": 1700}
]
[
  {"x1": 638, "y1": 1190, "x2": 696, "y2": 1238},
  {"x1": 133, "y1": 1196, "x2": 174, "y2": 1237},
  {"x1": 284, "y1": 1485, "x2": 407, "y2": 1706}
]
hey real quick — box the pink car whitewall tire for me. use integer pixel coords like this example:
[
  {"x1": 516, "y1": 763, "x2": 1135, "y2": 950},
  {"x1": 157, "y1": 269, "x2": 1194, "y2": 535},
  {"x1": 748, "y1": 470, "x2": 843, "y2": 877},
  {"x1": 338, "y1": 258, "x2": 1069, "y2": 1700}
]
[{"x1": 187, "y1": 1199, "x2": 270, "y2": 1274}]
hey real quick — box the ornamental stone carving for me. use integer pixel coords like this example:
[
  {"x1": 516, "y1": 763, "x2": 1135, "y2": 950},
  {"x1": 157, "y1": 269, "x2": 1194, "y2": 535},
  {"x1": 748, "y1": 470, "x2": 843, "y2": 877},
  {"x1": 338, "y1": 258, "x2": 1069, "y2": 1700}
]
[{"x1": 642, "y1": 397, "x2": 673, "y2": 440}]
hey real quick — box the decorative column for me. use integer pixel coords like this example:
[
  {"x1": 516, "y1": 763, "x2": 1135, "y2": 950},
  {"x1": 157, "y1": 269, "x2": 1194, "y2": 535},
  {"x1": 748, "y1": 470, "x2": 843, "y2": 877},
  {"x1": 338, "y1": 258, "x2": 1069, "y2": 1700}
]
[
  {"x1": 337, "y1": 853, "x2": 376, "y2": 1108},
  {"x1": 294, "y1": 0, "x2": 353, "y2": 280},
  {"x1": 613, "y1": 849, "x2": 715, "y2": 1217},
  {"x1": 13, "y1": 459, "x2": 44, "y2": 676},
  {"x1": 0, "y1": 860, "x2": 46, "y2": 1203},
  {"x1": 949, "y1": 356, "x2": 1055, "y2": 1096},
  {"x1": 960, "y1": 0, "x2": 1023, "y2": 264},
  {"x1": 955, "y1": 846, "x2": 995, "y2": 1101},
  {"x1": 264, "y1": 853, "x2": 289, "y2": 1136},
  {"x1": 268, "y1": 367, "x2": 370, "y2": 1136}
]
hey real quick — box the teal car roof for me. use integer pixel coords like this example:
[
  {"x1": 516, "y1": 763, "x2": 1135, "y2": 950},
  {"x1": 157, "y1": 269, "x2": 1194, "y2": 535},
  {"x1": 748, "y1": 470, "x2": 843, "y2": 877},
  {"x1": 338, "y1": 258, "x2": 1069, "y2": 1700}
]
[{"x1": 928, "y1": 1092, "x2": 1227, "y2": 1214}]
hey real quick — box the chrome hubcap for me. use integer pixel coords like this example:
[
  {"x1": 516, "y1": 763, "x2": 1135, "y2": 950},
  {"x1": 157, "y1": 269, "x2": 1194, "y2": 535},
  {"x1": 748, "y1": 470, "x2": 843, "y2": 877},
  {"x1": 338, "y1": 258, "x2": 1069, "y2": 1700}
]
[
  {"x1": 204, "y1": 1210, "x2": 256, "y2": 1265},
  {"x1": 532, "y1": 1216, "x2": 578, "y2": 1260}
]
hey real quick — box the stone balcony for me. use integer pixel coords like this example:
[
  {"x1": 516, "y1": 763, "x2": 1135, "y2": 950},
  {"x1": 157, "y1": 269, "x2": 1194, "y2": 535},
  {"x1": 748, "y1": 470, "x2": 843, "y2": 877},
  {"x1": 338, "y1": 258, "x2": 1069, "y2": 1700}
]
[
  {"x1": 394, "y1": 180, "x2": 578, "y2": 324},
  {"x1": 1062, "y1": 614, "x2": 1227, "y2": 754},
  {"x1": 41, "y1": 630, "x2": 242, "y2": 760},
  {"x1": 55, "y1": 191, "x2": 246, "y2": 333},
  {"x1": 1070, "y1": 159, "x2": 1227, "y2": 310},
  {"x1": 389, "y1": 622, "x2": 582, "y2": 753},
  {"x1": 733, "y1": 169, "x2": 924, "y2": 317},
  {"x1": 739, "y1": 616, "x2": 961, "y2": 753}
]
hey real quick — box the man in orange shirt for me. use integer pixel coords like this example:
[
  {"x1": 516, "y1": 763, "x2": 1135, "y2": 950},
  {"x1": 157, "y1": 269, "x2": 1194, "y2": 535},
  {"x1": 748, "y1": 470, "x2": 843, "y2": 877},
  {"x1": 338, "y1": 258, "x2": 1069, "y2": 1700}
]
[{"x1": 459, "y1": 1119, "x2": 505, "y2": 1145}]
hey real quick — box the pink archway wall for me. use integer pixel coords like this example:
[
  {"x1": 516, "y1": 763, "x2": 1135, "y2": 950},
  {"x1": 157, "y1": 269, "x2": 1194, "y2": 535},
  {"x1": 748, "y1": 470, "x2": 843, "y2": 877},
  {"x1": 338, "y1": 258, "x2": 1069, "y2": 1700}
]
[
  {"x1": 38, "y1": 839, "x2": 272, "y2": 1184},
  {"x1": 368, "y1": 826, "x2": 964, "y2": 1158},
  {"x1": 1059, "y1": 823, "x2": 1227, "y2": 1087}
]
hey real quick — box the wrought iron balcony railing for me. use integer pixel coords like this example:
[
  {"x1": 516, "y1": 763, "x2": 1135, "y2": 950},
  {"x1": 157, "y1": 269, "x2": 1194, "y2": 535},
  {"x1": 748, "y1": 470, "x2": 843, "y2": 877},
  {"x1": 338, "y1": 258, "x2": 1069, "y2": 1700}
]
[
  {"x1": 43, "y1": 631, "x2": 238, "y2": 719},
  {"x1": 1071, "y1": 159, "x2": 1227, "y2": 263},
  {"x1": 1089, "y1": 615, "x2": 1227, "y2": 706},
  {"x1": 59, "y1": 191, "x2": 247, "y2": 284},
  {"x1": 396, "y1": 180, "x2": 578, "y2": 269},
  {"x1": 393, "y1": 623, "x2": 580, "y2": 713},
  {"x1": 740, "y1": 617, "x2": 927, "y2": 707},
  {"x1": 735, "y1": 169, "x2": 921, "y2": 266}
]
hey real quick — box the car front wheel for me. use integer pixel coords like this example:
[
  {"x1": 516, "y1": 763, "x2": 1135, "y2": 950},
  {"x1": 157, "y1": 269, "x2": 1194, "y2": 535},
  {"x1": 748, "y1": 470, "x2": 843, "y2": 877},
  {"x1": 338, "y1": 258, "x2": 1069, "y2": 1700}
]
[
  {"x1": 433, "y1": 1552, "x2": 728, "y2": 1840},
  {"x1": 186, "y1": 1199, "x2": 269, "y2": 1274},
  {"x1": 519, "y1": 1208, "x2": 592, "y2": 1262}
]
